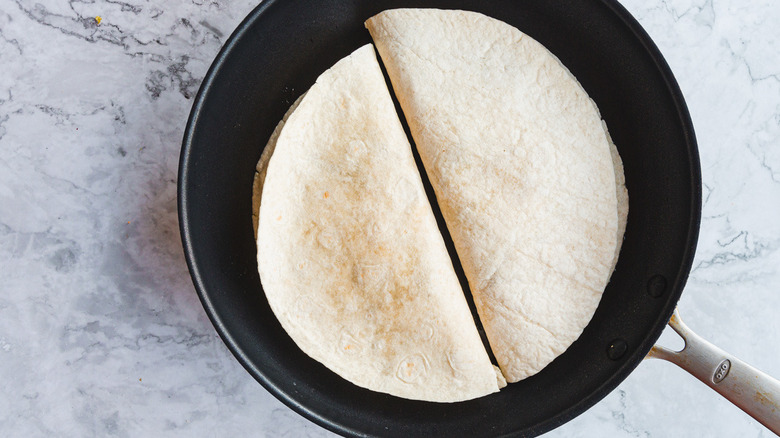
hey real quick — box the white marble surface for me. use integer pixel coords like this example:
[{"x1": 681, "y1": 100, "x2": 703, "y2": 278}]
[{"x1": 0, "y1": 0, "x2": 777, "y2": 436}]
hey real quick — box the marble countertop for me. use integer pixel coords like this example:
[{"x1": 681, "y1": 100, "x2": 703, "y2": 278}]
[{"x1": 1, "y1": 0, "x2": 778, "y2": 436}]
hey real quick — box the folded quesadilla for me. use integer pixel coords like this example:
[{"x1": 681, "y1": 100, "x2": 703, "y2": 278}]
[
  {"x1": 256, "y1": 45, "x2": 502, "y2": 402},
  {"x1": 366, "y1": 9, "x2": 627, "y2": 382}
]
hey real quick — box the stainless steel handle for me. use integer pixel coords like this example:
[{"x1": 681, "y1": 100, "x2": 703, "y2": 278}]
[{"x1": 648, "y1": 309, "x2": 780, "y2": 435}]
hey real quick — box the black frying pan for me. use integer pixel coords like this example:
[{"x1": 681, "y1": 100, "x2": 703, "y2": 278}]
[{"x1": 179, "y1": 0, "x2": 701, "y2": 436}]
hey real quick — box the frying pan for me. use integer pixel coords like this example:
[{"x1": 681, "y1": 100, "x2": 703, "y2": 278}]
[{"x1": 178, "y1": 0, "x2": 780, "y2": 435}]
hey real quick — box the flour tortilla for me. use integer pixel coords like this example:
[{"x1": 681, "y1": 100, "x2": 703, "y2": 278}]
[
  {"x1": 257, "y1": 45, "x2": 502, "y2": 402},
  {"x1": 367, "y1": 10, "x2": 627, "y2": 382}
]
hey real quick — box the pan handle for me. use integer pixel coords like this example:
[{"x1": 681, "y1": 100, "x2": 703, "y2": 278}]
[{"x1": 647, "y1": 309, "x2": 780, "y2": 435}]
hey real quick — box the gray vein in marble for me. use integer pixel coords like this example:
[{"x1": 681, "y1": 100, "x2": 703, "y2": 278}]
[
  {"x1": 658, "y1": 0, "x2": 715, "y2": 27},
  {"x1": 610, "y1": 390, "x2": 651, "y2": 438},
  {"x1": 198, "y1": 20, "x2": 224, "y2": 38},
  {"x1": 14, "y1": 0, "x2": 122, "y2": 47},
  {"x1": 0, "y1": 27, "x2": 23, "y2": 55}
]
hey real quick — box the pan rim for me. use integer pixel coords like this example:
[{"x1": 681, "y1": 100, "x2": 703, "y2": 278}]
[{"x1": 177, "y1": 0, "x2": 702, "y2": 436}]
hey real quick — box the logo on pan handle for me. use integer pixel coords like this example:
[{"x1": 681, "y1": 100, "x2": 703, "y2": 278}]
[{"x1": 713, "y1": 359, "x2": 731, "y2": 383}]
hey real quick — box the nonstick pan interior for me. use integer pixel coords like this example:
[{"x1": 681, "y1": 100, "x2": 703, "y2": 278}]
[{"x1": 178, "y1": 0, "x2": 701, "y2": 436}]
